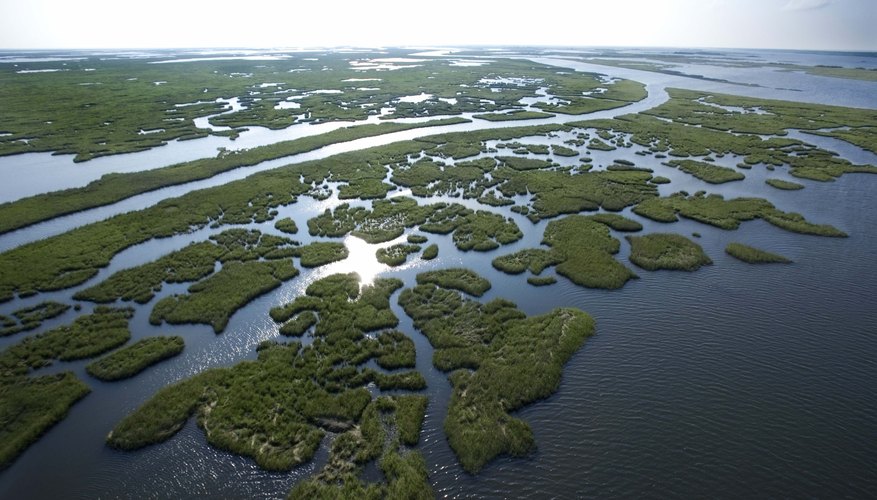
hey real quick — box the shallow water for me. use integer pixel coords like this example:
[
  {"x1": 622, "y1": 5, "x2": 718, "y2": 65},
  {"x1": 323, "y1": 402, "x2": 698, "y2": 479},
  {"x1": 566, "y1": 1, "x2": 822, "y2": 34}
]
[{"x1": 1, "y1": 48, "x2": 876, "y2": 499}]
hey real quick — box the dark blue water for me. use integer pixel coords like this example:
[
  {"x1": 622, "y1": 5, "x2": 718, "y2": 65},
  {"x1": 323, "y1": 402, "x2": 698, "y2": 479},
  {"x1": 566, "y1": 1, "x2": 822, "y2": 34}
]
[{"x1": 1, "y1": 48, "x2": 876, "y2": 499}]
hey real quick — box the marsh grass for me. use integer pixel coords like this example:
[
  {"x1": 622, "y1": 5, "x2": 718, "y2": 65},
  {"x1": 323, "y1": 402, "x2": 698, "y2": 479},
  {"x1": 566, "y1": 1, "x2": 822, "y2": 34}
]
[
  {"x1": 633, "y1": 192, "x2": 847, "y2": 237},
  {"x1": 626, "y1": 233, "x2": 712, "y2": 271},
  {"x1": 111, "y1": 274, "x2": 424, "y2": 476},
  {"x1": 399, "y1": 275, "x2": 595, "y2": 473},
  {"x1": 0, "y1": 306, "x2": 133, "y2": 469},
  {"x1": 86, "y1": 336, "x2": 184, "y2": 381},
  {"x1": 765, "y1": 178, "x2": 805, "y2": 190},
  {"x1": 725, "y1": 242, "x2": 792, "y2": 264},
  {"x1": 415, "y1": 269, "x2": 491, "y2": 297}
]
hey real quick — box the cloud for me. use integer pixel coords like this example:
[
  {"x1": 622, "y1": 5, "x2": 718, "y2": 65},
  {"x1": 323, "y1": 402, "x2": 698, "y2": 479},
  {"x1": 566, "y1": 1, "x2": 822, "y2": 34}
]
[{"x1": 783, "y1": 0, "x2": 830, "y2": 11}]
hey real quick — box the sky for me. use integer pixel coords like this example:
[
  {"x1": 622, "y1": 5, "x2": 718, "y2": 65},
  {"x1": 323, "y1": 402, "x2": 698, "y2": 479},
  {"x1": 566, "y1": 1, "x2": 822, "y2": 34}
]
[{"x1": 0, "y1": 0, "x2": 874, "y2": 52}]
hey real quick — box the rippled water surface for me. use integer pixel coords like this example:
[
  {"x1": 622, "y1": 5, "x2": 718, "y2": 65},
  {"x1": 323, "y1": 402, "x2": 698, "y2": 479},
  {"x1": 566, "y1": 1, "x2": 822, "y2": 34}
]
[{"x1": 1, "y1": 48, "x2": 876, "y2": 499}]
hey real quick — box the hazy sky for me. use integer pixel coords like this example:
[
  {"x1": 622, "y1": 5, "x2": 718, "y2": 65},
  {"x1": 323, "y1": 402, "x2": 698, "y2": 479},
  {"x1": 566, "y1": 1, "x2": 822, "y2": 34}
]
[{"x1": 0, "y1": 0, "x2": 874, "y2": 51}]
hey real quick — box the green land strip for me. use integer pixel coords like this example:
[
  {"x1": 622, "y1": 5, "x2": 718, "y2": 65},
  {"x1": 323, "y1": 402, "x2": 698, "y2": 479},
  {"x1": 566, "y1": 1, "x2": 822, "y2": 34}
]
[
  {"x1": 633, "y1": 192, "x2": 847, "y2": 237},
  {"x1": 86, "y1": 336, "x2": 184, "y2": 381},
  {"x1": 725, "y1": 242, "x2": 792, "y2": 264},
  {"x1": 666, "y1": 159, "x2": 745, "y2": 184},
  {"x1": 473, "y1": 110, "x2": 555, "y2": 121},
  {"x1": 765, "y1": 178, "x2": 805, "y2": 190},
  {"x1": 0, "y1": 118, "x2": 469, "y2": 236}
]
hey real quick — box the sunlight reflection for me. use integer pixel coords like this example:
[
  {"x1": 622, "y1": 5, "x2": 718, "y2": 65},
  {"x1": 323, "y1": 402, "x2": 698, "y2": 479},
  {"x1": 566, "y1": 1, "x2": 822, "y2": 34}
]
[{"x1": 314, "y1": 234, "x2": 393, "y2": 287}]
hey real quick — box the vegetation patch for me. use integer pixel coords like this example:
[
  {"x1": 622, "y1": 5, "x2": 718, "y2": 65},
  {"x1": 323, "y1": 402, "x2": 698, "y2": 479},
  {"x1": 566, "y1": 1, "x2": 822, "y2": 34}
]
[
  {"x1": 632, "y1": 192, "x2": 847, "y2": 237},
  {"x1": 0, "y1": 306, "x2": 133, "y2": 469},
  {"x1": 289, "y1": 396, "x2": 432, "y2": 499},
  {"x1": 274, "y1": 217, "x2": 299, "y2": 234},
  {"x1": 526, "y1": 276, "x2": 556, "y2": 286},
  {"x1": 110, "y1": 274, "x2": 423, "y2": 476},
  {"x1": 0, "y1": 373, "x2": 90, "y2": 471},
  {"x1": 421, "y1": 244, "x2": 438, "y2": 260},
  {"x1": 493, "y1": 214, "x2": 639, "y2": 289},
  {"x1": 376, "y1": 244, "x2": 421, "y2": 267},
  {"x1": 86, "y1": 336, "x2": 184, "y2": 381},
  {"x1": 295, "y1": 242, "x2": 348, "y2": 268},
  {"x1": 473, "y1": 110, "x2": 554, "y2": 121},
  {"x1": 150, "y1": 259, "x2": 299, "y2": 333},
  {"x1": 626, "y1": 233, "x2": 713, "y2": 271},
  {"x1": 765, "y1": 178, "x2": 805, "y2": 190},
  {"x1": 75, "y1": 230, "x2": 298, "y2": 304},
  {"x1": 0, "y1": 118, "x2": 469, "y2": 236},
  {"x1": 0, "y1": 301, "x2": 70, "y2": 337},
  {"x1": 666, "y1": 159, "x2": 745, "y2": 184},
  {"x1": 399, "y1": 275, "x2": 595, "y2": 473},
  {"x1": 725, "y1": 243, "x2": 792, "y2": 264},
  {"x1": 415, "y1": 268, "x2": 491, "y2": 297}
]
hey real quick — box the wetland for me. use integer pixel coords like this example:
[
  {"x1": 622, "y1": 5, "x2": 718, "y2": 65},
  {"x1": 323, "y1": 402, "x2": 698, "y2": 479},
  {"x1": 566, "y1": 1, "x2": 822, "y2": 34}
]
[{"x1": 1, "y1": 46, "x2": 876, "y2": 499}]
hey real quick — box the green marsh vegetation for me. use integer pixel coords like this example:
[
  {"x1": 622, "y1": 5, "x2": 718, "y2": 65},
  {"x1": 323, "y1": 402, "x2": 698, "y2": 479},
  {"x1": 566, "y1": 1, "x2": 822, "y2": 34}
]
[
  {"x1": 0, "y1": 118, "x2": 468, "y2": 236},
  {"x1": 421, "y1": 244, "x2": 438, "y2": 260},
  {"x1": 492, "y1": 214, "x2": 639, "y2": 289},
  {"x1": 632, "y1": 192, "x2": 847, "y2": 237},
  {"x1": 551, "y1": 144, "x2": 579, "y2": 157},
  {"x1": 74, "y1": 229, "x2": 315, "y2": 306},
  {"x1": 0, "y1": 307, "x2": 133, "y2": 469},
  {"x1": 626, "y1": 233, "x2": 713, "y2": 271},
  {"x1": 307, "y1": 197, "x2": 522, "y2": 251},
  {"x1": 86, "y1": 336, "x2": 184, "y2": 381},
  {"x1": 1, "y1": 52, "x2": 598, "y2": 161},
  {"x1": 415, "y1": 269, "x2": 491, "y2": 297},
  {"x1": 641, "y1": 89, "x2": 877, "y2": 177},
  {"x1": 398, "y1": 274, "x2": 595, "y2": 473},
  {"x1": 725, "y1": 243, "x2": 792, "y2": 264},
  {"x1": 273, "y1": 217, "x2": 299, "y2": 234},
  {"x1": 577, "y1": 93, "x2": 877, "y2": 183},
  {"x1": 109, "y1": 274, "x2": 424, "y2": 475},
  {"x1": 473, "y1": 110, "x2": 555, "y2": 121},
  {"x1": 376, "y1": 244, "x2": 421, "y2": 267},
  {"x1": 406, "y1": 234, "x2": 428, "y2": 244},
  {"x1": 665, "y1": 159, "x2": 745, "y2": 184},
  {"x1": 69, "y1": 229, "x2": 325, "y2": 335},
  {"x1": 289, "y1": 395, "x2": 432, "y2": 499},
  {"x1": 0, "y1": 301, "x2": 70, "y2": 337},
  {"x1": 526, "y1": 276, "x2": 557, "y2": 286},
  {"x1": 766, "y1": 178, "x2": 805, "y2": 190},
  {"x1": 150, "y1": 259, "x2": 299, "y2": 333}
]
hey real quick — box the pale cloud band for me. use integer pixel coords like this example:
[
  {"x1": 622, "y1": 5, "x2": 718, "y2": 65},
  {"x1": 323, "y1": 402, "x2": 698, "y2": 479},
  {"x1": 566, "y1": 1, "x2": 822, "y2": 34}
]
[{"x1": 783, "y1": 0, "x2": 831, "y2": 11}]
